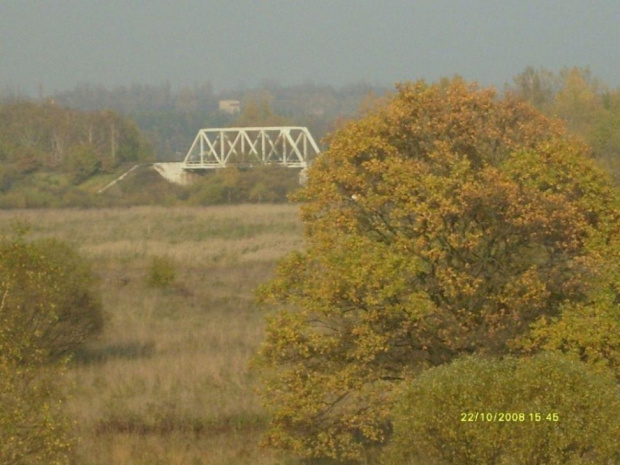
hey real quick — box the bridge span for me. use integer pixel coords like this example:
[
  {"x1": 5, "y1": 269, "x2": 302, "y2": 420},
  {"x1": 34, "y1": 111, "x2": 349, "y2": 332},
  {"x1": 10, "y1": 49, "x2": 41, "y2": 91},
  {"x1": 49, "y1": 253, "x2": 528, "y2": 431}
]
[{"x1": 182, "y1": 126, "x2": 320, "y2": 170}]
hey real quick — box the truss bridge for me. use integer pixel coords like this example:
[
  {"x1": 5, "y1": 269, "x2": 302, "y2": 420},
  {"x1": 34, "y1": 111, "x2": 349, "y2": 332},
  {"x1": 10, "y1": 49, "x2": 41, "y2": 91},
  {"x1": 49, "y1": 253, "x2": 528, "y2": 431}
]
[{"x1": 182, "y1": 126, "x2": 320, "y2": 170}]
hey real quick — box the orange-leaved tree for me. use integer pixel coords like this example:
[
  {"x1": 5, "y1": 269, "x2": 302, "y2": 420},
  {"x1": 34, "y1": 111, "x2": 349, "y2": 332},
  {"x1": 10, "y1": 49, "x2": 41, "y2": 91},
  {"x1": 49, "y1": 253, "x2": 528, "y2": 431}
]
[{"x1": 255, "y1": 79, "x2": 619, "y2": 462}]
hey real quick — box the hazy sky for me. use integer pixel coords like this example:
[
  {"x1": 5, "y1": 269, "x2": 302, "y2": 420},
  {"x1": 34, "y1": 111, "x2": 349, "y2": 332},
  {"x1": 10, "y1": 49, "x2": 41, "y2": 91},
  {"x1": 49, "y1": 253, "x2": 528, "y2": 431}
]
[{"x1": 2, "y1": 1, "x2": 620, "y2": 95}]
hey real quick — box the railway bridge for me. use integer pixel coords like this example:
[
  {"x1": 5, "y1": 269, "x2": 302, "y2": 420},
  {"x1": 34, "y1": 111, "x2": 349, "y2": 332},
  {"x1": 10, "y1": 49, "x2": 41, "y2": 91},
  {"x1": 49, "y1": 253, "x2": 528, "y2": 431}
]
[
  {"x1": 150, "y1": 126, "x2": 320, "y2": 186},
  {"x1": 182, "y1": 126, "x2": 320, "y2": 170}
]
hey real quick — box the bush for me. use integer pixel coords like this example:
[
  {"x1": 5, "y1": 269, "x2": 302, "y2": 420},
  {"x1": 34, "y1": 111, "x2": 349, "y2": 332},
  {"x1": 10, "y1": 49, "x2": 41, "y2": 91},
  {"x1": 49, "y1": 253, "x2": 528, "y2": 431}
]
[
  {"x1": 0, "y1": 230, "x2": 94, "y2": 463},
  {"x1": 0, "y1": 230, "x2": 104, "y2": 359},
  {"x1": 0, "y1": 191, "x2": 26, "y2": 209},
  {"x1": 65, "y1": 144, "x2": 100, "y2": 184},
  {"x1": 0, "y1": 165, "x2": 18, "y2": 192},
  {"x1": 146, "y1": 255, "x2": 177, "y2": 289},
  {"x1": 189, "y1": 176, "x2": 226, "y2": 205},
  {"x1": 188, "y1": 165, "x2": 300, "y2": 205},
  {"x1": 0, "y1": 356, "x2": 74, "y2": 464},
  {"x1": 386, "y1": 353, "x2": 620, "y2": 465}
]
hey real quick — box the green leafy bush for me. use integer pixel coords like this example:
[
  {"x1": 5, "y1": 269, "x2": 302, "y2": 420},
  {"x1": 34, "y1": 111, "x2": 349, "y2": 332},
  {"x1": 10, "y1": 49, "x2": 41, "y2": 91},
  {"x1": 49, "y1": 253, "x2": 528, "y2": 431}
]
[
  {"x1": 0, "y1": 230, "x2": 100, "y2": 463},
  {"x1": 188, "y1": 165, "x2": 300, "y2": 205},
  {"x1": 0, "y1": 355, "x2": 74, "y2": 464},
  {"x1": 65, "y1": 144, "x2": 100, "y2": 184},
  {"x1": 0, "y1": 231, "x2": 104, "y2": 359},
  {"x1": 146, "y1": 255, "x2": 177, "y2": 289},
  {"x1": 386, "y1": 353, "x2": 620, "y2": 465}
]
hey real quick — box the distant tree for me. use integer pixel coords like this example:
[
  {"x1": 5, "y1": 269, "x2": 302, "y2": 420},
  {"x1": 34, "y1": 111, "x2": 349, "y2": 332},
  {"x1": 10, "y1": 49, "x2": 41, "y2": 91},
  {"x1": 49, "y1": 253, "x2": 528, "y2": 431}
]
[
  {"x1": 255, "y1": 79, "x2": 618, "y2": 461},
  {"x1": 65, "y1": 144, "x2": 100, "y2": 184},
  {"x1": 509, "y1": 66, "x2": 620, "y2": 183},
  {"x1": 552, "y1": 67, "x2": 603, "y2": 136},
  {"x1": 590, "y1": 88, "x2": 620, "y2": 183},
  {"x1": 248, "y1": 182, "x2": 270, "y2": 203},
  {"x1": 235, "y1": 91, "x2": 291, "y2": 127},
  {"x1": 510, "y1": 66, "x2": 558, "y2": 111},
  {"x1": 221, "y1": 166, "x2": 241, "y2": 203}
]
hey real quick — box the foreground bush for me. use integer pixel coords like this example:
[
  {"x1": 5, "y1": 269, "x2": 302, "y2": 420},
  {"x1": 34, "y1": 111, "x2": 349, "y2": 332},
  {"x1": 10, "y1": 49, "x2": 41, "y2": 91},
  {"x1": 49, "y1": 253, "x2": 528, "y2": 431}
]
[
  {"x1": 386, "y1": 353, "x2": 620, "y2": 465},
  {"x1": 0, "y1": 231, "x2": 103, "y2": 359},
  {"x1": 0, "y1": 354, "x2": 74, "y2": 464},
  {"x1": 0, "y1": 231, "x2": 97, "y2": 463}
]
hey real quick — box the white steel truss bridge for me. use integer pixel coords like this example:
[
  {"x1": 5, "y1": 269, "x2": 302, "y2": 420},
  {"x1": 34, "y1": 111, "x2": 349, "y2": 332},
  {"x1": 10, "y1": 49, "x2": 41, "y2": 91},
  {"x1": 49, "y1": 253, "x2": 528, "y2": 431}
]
[{"x1": 182, "y1": 126, "x2": 320, "y2": 170}]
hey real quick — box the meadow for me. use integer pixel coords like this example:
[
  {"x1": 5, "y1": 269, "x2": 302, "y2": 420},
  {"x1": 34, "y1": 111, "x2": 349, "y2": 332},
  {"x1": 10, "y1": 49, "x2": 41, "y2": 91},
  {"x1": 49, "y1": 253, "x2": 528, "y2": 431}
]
[{"x1": 0, "y1": 205, "x2": 304, "y2": 464}]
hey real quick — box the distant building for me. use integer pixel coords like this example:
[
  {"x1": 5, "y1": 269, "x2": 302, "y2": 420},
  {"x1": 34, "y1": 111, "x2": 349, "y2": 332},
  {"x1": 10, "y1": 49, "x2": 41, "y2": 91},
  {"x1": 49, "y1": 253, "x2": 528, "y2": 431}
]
[{"x1": 219, "y1": 100, "x2": 240, "y2": 114}]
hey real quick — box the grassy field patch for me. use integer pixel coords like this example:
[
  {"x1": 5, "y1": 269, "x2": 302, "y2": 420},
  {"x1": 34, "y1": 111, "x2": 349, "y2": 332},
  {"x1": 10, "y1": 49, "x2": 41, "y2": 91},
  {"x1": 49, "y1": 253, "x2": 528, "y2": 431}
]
[{"x1": 0, "y1": 204, "x2": 302, "y2": 464}]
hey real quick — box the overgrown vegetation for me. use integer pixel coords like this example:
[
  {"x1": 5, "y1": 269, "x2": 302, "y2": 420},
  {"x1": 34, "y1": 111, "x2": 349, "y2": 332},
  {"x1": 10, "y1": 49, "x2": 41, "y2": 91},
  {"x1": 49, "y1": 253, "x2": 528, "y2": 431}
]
[
  {"x1": 187, "y1": 165, "x2": 301, "y2": 205},
  {"x1": 509, "y1": 66, "x2": 620, "y2": 183},
  {"x1": 0, "y1": 230, "x2": 104, "y2": 463},
  {"x1": 0, "y1": 205, "x2": 304, "y2": 464},
  {"x1": 0, "y1": 70, "x2": 618, "y2": 464},
  {"x1": 1, "y1": 67, "x2": 619, "y2": 209},
  {"x1": 146, "y1": 255, "x2": 177, "y2": 289},
  {"x1": 0, "y1": 229, "x2": 104, "y2": 359},
  {"x1": 0, "y1": 101, "x2": 152, "y2": 208},
  {"x1": 255, "y1": 79, "x2": 619, "y2": 462},
  {"x1": 96, "y1": 164, "x2": 301, "y2": 207},
  {"x1": 0, "y1": 345, "x2": 74, "y2": 464},
  {"x1": 386, "y1": 354, "x2": 620, "y2": 465}
]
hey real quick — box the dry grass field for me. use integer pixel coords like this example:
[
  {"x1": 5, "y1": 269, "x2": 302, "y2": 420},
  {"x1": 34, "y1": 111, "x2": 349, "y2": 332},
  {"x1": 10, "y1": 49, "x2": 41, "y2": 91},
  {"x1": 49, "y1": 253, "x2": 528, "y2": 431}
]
[{"x1": 0, "y1": 205, "x2": 304, "y2": 464}]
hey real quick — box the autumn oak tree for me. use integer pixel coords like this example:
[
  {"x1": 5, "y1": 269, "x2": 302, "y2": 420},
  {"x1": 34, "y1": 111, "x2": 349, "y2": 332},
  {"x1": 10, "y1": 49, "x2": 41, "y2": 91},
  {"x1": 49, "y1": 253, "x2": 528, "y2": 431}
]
[{"x1": 255, "y1": 79, "x2": 619, "y2": 461}]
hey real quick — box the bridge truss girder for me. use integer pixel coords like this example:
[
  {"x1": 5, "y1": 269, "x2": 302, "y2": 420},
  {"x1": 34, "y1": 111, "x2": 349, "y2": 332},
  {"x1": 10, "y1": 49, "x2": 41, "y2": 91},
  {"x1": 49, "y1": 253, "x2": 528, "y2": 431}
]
[{"x1": 182, "y1": 126, "x2": 320, "y2": 170}]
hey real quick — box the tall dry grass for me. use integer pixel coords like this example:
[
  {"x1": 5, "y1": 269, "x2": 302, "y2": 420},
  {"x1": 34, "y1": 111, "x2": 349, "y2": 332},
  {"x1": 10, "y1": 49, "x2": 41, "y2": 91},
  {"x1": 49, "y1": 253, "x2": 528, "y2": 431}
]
[{"x1": 0, "y1": 205, "x2": 303, "y2": 464}]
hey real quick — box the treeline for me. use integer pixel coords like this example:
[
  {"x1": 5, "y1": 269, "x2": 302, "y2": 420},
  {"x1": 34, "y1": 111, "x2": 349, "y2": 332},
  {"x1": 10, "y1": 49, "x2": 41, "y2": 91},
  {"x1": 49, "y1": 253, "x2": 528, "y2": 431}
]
[
  {"x1": 0, "y1": 94, "x2": 301, "y2": 208},
  {"x1": 0, "y1": 101, "x2": 151, "y2": 174},
  {"x1": 0, "y1": 80, "x2": 382, "y2": 208},
  {"x1": 508, "y1": 67, "x2": 620, "y2": 182},
  {"x1": 0, "y1": 101, "x2": 152, "y2": 207},
  {"x1": 49, "y1": 81, "x2": 388, "y2": 160},
  {"x1": 44, "y1": 69, "x2": 620, "y2": 183},
  {"x1": 0, "y1": 67, "x2": 619, "y2": 209}
]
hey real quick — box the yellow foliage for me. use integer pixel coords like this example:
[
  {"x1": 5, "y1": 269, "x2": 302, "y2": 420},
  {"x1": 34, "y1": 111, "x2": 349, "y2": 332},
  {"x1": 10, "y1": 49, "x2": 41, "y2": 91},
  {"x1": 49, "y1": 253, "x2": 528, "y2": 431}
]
[
  {"x1": 255, "y1": 79, "x2": 619, "y2": 462},
  {"x1": 0, "y1": 289, "x2": 74, "y2": 464}
]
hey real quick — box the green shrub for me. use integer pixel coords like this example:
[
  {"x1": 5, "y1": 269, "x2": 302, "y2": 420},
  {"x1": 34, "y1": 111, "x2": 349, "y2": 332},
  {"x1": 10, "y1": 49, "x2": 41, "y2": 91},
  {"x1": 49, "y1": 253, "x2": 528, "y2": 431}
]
[
  {"x1": 146, "y1": 255, "x2": 177, "y2": 289},
  {"x1": 0, "y1": 231, "x2": 93, "y2": 463},
  {"x1": 188, "y1": 165, "x2": 300, "y2": 205},
  {"x1": 65, "y1": 144, "x2": 100, "y2": 184},
  {"x1": 0, "y1": 231, "x2": 104, "y2": 359},
  {"x1": 386, "y1": 353, "x2": 620, "y2": 465},
  {"x1": 61, "y1": 188, "x2": 101, "y2": 208},
  {"x1": 0, "y1": 165, "x2": 18, "y2": 192},
  {"x1": 0, "y1": 191, "x2": 26, "y2": 209},
  {"x1": 189, "y1": 178, "x2": 226, "y2": 205},
  {"x1": 0, "y1": 356, "x2": 74, "y2": 464}
]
